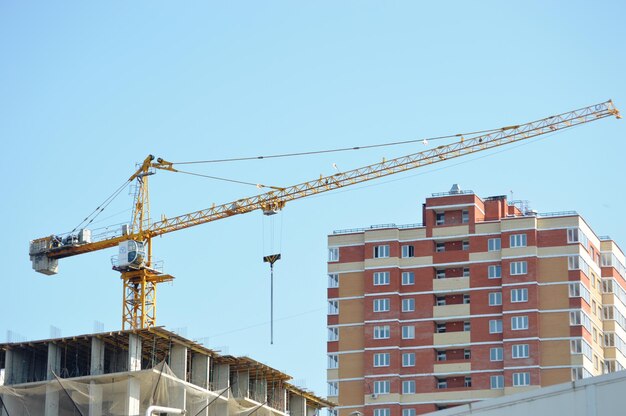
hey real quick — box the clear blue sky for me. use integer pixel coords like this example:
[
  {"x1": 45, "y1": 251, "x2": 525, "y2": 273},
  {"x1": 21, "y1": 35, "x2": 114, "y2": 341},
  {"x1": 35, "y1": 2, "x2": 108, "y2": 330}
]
[{"x1": 1, "y1": 1, "x2": 625, "y2": 398}]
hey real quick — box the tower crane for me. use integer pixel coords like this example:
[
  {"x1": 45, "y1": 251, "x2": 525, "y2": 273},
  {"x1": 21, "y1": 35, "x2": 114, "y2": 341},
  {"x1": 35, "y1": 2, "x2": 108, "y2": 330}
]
[{"x1": 29, "y1": 100, "x2": 621, "y2": 330}]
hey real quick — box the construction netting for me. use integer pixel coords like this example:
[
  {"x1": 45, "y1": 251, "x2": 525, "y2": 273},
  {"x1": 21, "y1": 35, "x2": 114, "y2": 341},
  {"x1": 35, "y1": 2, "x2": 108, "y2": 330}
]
[{"x1": 0, "y1": 362, "x2": 285, "y2": 416}]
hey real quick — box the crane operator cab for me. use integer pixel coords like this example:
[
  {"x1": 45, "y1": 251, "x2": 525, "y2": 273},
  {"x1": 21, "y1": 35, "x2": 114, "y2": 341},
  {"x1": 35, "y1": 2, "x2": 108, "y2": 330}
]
[{"x1": 112, "y1": 240, "x2": 146, "y2": 271}]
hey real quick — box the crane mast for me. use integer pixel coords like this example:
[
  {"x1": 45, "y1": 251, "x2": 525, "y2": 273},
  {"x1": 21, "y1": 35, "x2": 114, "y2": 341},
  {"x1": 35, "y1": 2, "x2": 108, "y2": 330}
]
[{"x1": 29, "y1": 100, "x2": 621, "y2": 329}]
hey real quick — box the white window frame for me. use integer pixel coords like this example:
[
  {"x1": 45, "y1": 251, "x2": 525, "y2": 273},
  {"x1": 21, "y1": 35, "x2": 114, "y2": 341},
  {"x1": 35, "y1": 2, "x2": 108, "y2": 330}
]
[
  {"x1": 373, "y1": 271, "x2": 390, "y2": 286},
  {"x1": 511, "y1": 315, "x2": 529, "y2": 330},
  {"x1": 328, "y1": 381, "x2": 338, "y2": 396},
  {"x1": 510, "y1": 233, "x2": 527, "y2": 248},
  {"x1": 488, "y1": 265, "x2": 502, "y2": 279},
  {"x1": 401, "y1": 245, "x2": 415, "y2": 258},
  {"x1": 489, "y1": 292, "x2": 502, "y2": 306},
  {"x1": 373, "y1": 298, "x2": 390, "y2": 312},
  {"x1": 402, "y1": 409, "x2": 416, "y2": 416},
  {"x1": 374, "y1": 325, "x2": 390, "y2": 339},
  {"x1": 328, "y1": 273, "x2": 339, "y2": 288},
  {"x1": 490, "y1": 347, "x2": 503, "y2": 361},
  {"x1": 510, "y1": 261, "x2": 528, "y2": 275},
  {"x1": 488, "y1": 238, "x2": 501, "y2": 252},
  {"x1": 402, "y1": 271, "x2": 415, "y2": 285},
  {"x1": 328, "y1": 300, "x2": 339, "y2": 315},
  {"x1": 373, "y1": 380, "x2": 390, "y2": 395},
  {"x1": 402, "y1": 380, "x2": 416, "y2": 394},
  {"x1": 511, "y1": 288, "x2": 528, "y2": 303},
  {"x1": 402, "y1": 298, "x2": 415, "y2": 312},
  {"x1": 513, "y1": 372, "x2": 530, "y2": 386},
  {"x1": 328, "y1": 248, "x2": 339, "y2": 262},
  {"x1": 328, "y1": 327, "x2": 338, "y2": 341},
  {"x1": 489, "y1": 319, "x2": 503, "y2": 334},
  {"x1": 490, "y1": 375, "x2": 504, "y2": 389},
  {"x1": 374, "y1": 409, "x2": 390, "y2": 416},
  {"x1": 328, "y1": 354, "x2": 338, "y2": 369},
  {"x1": 373, "y1": 352, "x2": 390, "y2": 367},
  {"x1": 512, "y1": 344, "x2": 529, "y2": 358},
  {"x1": 436, "y1": 212, "x2": 445, "y2": 225},
  {"x1": 374, "y1": 245, "x2": 390, "y2": 258},
  {"x1": 402, "y1": 352, "x2": 416, "y2": 367},
  {"x1": 462, "y1": 210, "x2": 470, "y2": 223},
  {"x1": 402, "y1": 325, "x2": 415, "y2": 339}
]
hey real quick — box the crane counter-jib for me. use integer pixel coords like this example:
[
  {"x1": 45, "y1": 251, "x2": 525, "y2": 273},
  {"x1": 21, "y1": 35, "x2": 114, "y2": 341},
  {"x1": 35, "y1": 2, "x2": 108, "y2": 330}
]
[{"x1": 27, "y1": 99, "x2": 620, "y2": 328}]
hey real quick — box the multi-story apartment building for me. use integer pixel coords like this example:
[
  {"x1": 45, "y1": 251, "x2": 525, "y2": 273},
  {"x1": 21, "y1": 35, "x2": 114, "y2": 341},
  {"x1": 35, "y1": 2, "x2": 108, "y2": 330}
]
[{"x1": 326, "y1": 186, "x2": 626, "y2": 416}]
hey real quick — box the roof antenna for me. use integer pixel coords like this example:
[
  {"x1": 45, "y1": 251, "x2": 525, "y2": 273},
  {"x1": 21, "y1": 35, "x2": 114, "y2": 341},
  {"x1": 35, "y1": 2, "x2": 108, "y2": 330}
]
[{"x1": 263, "y1": 254, "x2": 281, "y2": 344}]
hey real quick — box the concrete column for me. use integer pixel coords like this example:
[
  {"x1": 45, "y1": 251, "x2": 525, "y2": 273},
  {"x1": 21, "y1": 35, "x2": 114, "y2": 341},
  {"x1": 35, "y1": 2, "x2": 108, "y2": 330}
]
[
  {"x1": 191, "y1": 353, "x2": 210, "y2": 389},
  {"x1": 234, "y1": 370, "x2": 249, "y2": 399},
  {"x1": 125, "y1": 334, "x2": 142, "y2": 416},
  {"x1": 90, "y1": 337, "x2": 105, "y2": 375},
  {"x1": 290, "y1": 394, "x2": 306, "y2": 416},
  {"x1": 213, "y1": 363, "x2": 230, "y2": 416},
  {"x1": 0, "y1": 392, "x2": 22, "y2": 416},
  {"x1": 189, "y1": 354, "x2": 211, "y2": 416},
  {"x1": 45, "y1": 343, "x2": 61, "y2": 416},
  {"x1": 169, "y1": 345, "x2": 187, "y2": 411},
  {"x1": 3, "y1": 350, "x2": 14, "y2": 385},
  {"x1": 88, "y1": 381, "x2": 103, "y2": 416}
]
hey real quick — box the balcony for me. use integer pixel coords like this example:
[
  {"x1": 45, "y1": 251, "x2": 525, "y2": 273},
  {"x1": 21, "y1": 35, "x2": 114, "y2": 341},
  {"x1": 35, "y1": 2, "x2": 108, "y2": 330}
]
[
  {"x1": 433, "y1": 277, "x2": 470, "y2": 292},
  {"x1": 433, "y1": 331, "x2": 470, "y2": 346},
  {"x1": 433, "y1": 304, "x2": 470, "y2": 318},
  {"x1": 433, "y1": 362, "x2": 472, "y2": 374}
]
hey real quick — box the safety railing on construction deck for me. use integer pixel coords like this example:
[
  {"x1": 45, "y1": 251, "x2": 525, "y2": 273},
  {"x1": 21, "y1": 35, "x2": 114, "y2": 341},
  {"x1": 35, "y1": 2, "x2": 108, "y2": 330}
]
[{"x1": 332, "y1": 211, "x2": 581, "y2": 235}]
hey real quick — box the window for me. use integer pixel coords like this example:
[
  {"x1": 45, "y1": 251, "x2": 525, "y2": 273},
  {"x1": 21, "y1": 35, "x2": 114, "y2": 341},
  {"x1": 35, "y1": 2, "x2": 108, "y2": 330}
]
[
  {"x1": 490, "y1": 347, "x2": 503, "y2": 361},
  {"x1": 402, "y1": 380, "x2": 416, "y2": 394},
  {"x1": 436, "y1": 212, "x2": 445, "y2": 225},
  {"x1": 463, "y1": 267, "x2": 470, "y2": 277},
  {"x1": 569, "y1": 282, "x2": 591, "y2": 304},
  {"x1": 568, "y1": 228, "x2": 579, "y2": 243},
  {"x1": 572, "y1": 368, "x2": 584, "y2": 381},
  {"x1": 490, "y1": 375, "x2": 504, "y2": 389},
  {"x1": 510, "y1": 234, "x2": 527, "y2": 248},
  {"x1": 489, "y1": 292, "x2": 502, "y2": 306},
  {"x1": 374, "y1": 298, "x2": 390, "y2": 312},
  {"x1": 402, "y1": 245, "x2": 415, "y2": 258},
  {"x1": 464, "y1": 376, "x2": 472, "y2": 387},
  {"x1": 436, "y1": 296, "x2": 446, "y2": 306},
  {"x1": 328, "y1": 354, "x2": 338, "y2": 369},
  {"x1": 437, "y1": 350, "x2": 446, "y2": 361},
  {"x1": 374, "y1": 410, "x2": 390, "y2": 416},
  {"x1": 328, "y1": 327, "x2": 338, "y2": 341},
  {"x1": 512, "y1": 344, "x2": 529, "y2": 358},
  {"x1": 569, "y1": 255, "x2": 590, "y2": 275},
  {"x1": 373, "y1": 272, "x2": 390, "y2": 286},
  {"x1": 329, "y1": 410, "x2": 338, "y2": 416},
  {"x1": 328, "y1": 248, "x2": 339, "y2": 262},
  {"x1": 437, "y1": 379, "x2": 448, "y2": 389},
  {"x1": 328, "y1": 300, "x2": 339, "y2": 315},
  {"x1": 436, "y1": 242, "x2": 445, "y2": 252},
  {"x1": 488, "y1": 238, "x2": 501, "y2": 251},
  {"x1": 402, "y1": 325, "x2": 415, "y2": 339},
  {"x1": 328, "y1": 382, "x2": 338, "y2": 396},
  {"x1": 463, "y1": 294, "x2": 470, "y2": 304},
  {"x1": 488, "y1": 265, "x2": 502, "y2": 279},
  {"x1": 402, "y1": 409, "x2": 416, "y2": 416},
  {"x1": 513, "y1": 372, "x2": 530, "y2": 386},
  {"x1": 402, "y1": 352, "x2": 416, "y2": 367},
  {"x1": 511, "y1": 288, "x2": 528, "y2": 303},
  {"x1": 462, "y1": 210, "x2": 469, "y2": 223},
  {"x1": 489, "y1": 319, "x2": 503, "y2": 334},
  {"x1": 511, "y1": 316, "x2": 529, "y2": 330},
  {"x1": 463, "y1": 321, "x2": 471, "y2": 331},
  {"x1": 436, "y1": 323, "x2": 446, "y2": 333},
  {"x1": 464, "y1": 349, "x2": 471, "y2": 359},
  {"x1": 462, "y1": 240, "x2": 470, "y2": 251},
  {"x1": 328, "y1": 273, "x2": 339, "y2": 288},
  {"x1": 374, "y1": 353, "x2": 390, "y2": 367},
  {"x1": 374, "y1": 245, "x2": 390, "y2": 258},
  {"x1": 374, "y1": 325, "x2": 390, "y2": 339},
  {"x1": 373, "y1": 380, "x2": 390, "y2": 394},
  {"x1": 436, "y1": 269, "x2": 446, "y2": 279},
  {"x1": 402, "y1": 272, "x2": 415, "y2": 285},
  {"x1": 402, "y1": 298, "x2": 415, "y2": 312},
  {"x1": 510, "y1": 261, "x2": 528, "y2": 275}
]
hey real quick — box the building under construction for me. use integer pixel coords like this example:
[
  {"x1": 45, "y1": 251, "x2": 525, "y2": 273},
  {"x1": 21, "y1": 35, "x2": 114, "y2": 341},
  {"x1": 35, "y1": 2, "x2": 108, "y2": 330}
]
[{"x1": 0, "y1": 327, "x2": 333, "y2": 415}]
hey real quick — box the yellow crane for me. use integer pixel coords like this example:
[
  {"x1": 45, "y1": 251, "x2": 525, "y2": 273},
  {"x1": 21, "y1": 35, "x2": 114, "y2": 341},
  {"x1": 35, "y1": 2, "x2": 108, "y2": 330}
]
[{"x1": 29, "y1": 100, "x2": 621, "y2": 330}]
